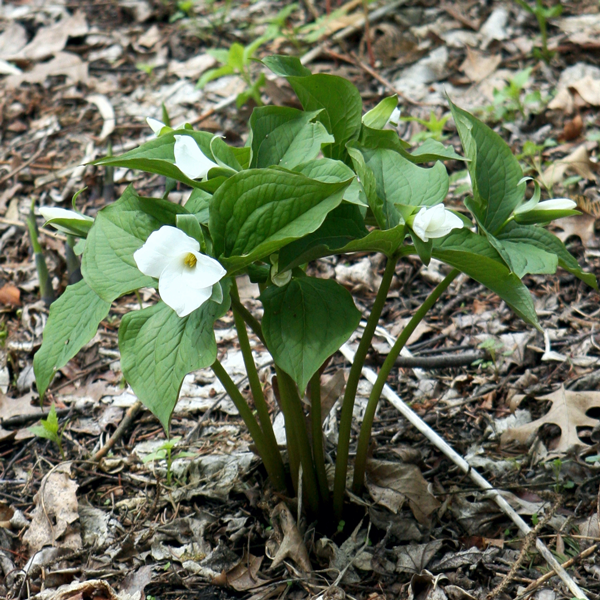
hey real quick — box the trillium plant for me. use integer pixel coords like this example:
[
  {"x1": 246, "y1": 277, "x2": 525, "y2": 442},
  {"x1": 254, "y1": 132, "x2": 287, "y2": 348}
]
[{"x1": 35, "y1": 56, "x2": 595, "y2": 521}]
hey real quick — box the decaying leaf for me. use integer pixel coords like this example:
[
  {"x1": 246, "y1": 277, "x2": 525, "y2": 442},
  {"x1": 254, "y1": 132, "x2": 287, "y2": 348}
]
[
  {"x1": 0, "y1": 392, "x2": 38, "y2": 443},
  {"x1": 553, "y1": 214, "x2": 598, "y2": 248},
  {"x1": 541, "y1": 145, "x2": 596, "y2": 189},
  {"x1": 269, "y1": 502, "x2": 312, "y2": 573},
  {"x1": 23, "y1": 463, "x2": 81, "y2": 553},
  {"x1": 226, "y1": 551, "x2": 270, "y2": 591},
  {"x1": 366, "y1": 459, "x2": 441, "y2": 525},
  {"x1": 501, "y1": 386, "x2": 600, "y2": 454},
  {"x1": 459, "y1": 48, "x2": 502, "y2": 83}
]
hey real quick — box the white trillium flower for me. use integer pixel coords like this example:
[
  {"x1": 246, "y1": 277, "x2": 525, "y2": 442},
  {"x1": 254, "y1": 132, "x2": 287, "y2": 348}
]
[
  {"x1": 412, "y1": 204, "x2": 464, "y2": 242},
  {"x1": 133, "y1": 225, "x2": 226, "y2": 318},
  {"x1": 533, "y1": 198, "x2": 577, "y2": 211},
  {"x1": 146, "y1": 117, "x2": 167, "y2": 135},
  {"x1": 173, "y1": 135, "x2": 218, "y2": 180},
  {"x1": 387, "y1": 106, "x2": 401, "y2": 127},
  {"x1": 40, "y1": 207, "x2": 93, "y2": 223}
]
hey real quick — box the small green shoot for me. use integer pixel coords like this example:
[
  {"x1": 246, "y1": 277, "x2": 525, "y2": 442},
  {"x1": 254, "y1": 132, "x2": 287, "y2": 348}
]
[
  {"x1": 197, "y1": 39, "x2": 268, "y2": 108},
  {"x1": 513, "y1": 0, "x2": 562, "y2": 64},
  {"x1": 402, "y1": 111, "x2": 450, "y2": 144},
  {"x1": 29, "y1": 404, "x2": 65, "y2": 459},
  {"x1": 142, "y1": 436, "x2": 195, "y2": 485},
  {"x1": 487, "y1": 68, "x2": 542, "y2": 122}
]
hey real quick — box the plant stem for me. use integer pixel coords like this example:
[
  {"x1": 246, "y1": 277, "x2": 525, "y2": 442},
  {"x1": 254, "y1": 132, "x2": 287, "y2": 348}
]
[
  {"x1": 65, "y1": 235, "x2": 82, "y2": 284},
  {"x1": 352, "y1": 268, "x2": 459, "y2": 493},
  {"x1": 310, "y1": 370, "x2": 330, "y2": 505},
  {"x1": 26, "y1": 204, "x2": 54, "y2": 306},
  {"x1": 230, "y1": 280, "x2": 287, "y2": 489},
  {"x1": 230, "y1": 294, "x2": 265, "y2": 344},
  {"x1": 332, "y1": 255, "x2": 398, "y2": 521},
  {"x1": 212, "y1": 360, "x2": 287, "y2": 492},
  {"x1": 276, "y1": 367, "x2": 320, "y2": 515}
]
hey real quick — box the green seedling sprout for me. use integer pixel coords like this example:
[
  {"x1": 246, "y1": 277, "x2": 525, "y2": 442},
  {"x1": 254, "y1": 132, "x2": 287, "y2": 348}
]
[
  {"x1": 142, "y1": 436, "x2": 195, "y2": 485},
  {"x1": 513, "y1": 0, "x2": 562, "y2": 64},
  {"x1": 29, "y1": 403, "x2": 65, "y2": 459}
]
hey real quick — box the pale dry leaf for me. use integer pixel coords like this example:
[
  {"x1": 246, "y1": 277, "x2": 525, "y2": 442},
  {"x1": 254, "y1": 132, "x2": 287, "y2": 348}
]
[
  {"x1": 501, "y1": 386, "x2": 600, "y2": 454},
  {"x1": 548, "y1": 63, "x2": 600, "y2": 112},
  {"x1": 541, "y1": 145, "x2": 596, "y2": 188},
  {"x1": 226, "y1": 551, "x2": 269, "y2": 592},
  {"x1": 556, "y1": 14, "x2": 600, "y2": 46},
  {"x1": 87, "y1": 94, "x2": 116, "y2": 141},
  {"x1": 320, "y1": 370, "x2": 346, "y2": 424},
  {"x1": 269, "y1": 502, "x2": 312, "y2": 572},
  {"x1": 0, "y1": 22, "x2": 27, "y2": 60},
  {"x1": 479, "y1": 7, "x2": 509, "y2": 50},
  {"x1": 0, "y1": 392, "x2": 38, "y2": 442},
  {"x1": 459, "y1": 48, "x2": 502, "y2": 83},
  {"x1": 552, "y1": 214, "x2": 598, "y2": 248},
  {"x1": 568, "y1": 77, "x2": 600, "y2": 107},
  {"x1": 168, "y1": 54, "x2": 216, "y2": 79},
  {"x1": 5, "y1": 52, "x2": 88, "y2": 89},
  {"x1": 23, "y1": 463, "x2": 81, "y2": 553},
  {"x1": 17, "y1": 10, "x2": 88, "y2": 61},
  {"x1": 34, "y1": 579, "x2": 137, "y2": 600},
  {"x1": 366, "y1": 459, "x2": 441, "y2": 525}
]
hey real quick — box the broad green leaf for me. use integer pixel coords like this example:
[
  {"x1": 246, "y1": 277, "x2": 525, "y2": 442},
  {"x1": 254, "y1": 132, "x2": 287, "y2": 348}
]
[
  {"x1": 293, "y1": 158, "x2": 366, "y2": 206},
  {"x1": 358, "y1": 124, "x2": 409, "y2": 154},
  {"x1": 34, "y1": 280, "x2": 111, "y2": 398},
  {"x1": 287, "y1": 73, "x2": 363, "y2": 161},
  {"x1": 488, "y1": 236, "x2": 558, "y2": 278},
  {"x1": 251, "y1": 109, "x2": 334, "y2": 169},
  {"x1": 209, "y1": 168, "x2": 350, "y2": 272},
  {"x1": 362, "y1": 95, "x2": 398, "y2": 129},
  {"x1": 347, "y1": 145, "x2": 387, "y2": 229},
  {"x1": 261, "y1": 277, "x2": 361, "y2": 392},
  {"x1": 278, "y1": 204, "x2": 368, "y2": 271},
  {"x1": 92, "y1": 131, "x2": 220, "y2": 191},
  {"x1": 497, "y1": 223, "x2": 598, "y2": 288},
  {"x1": 433, "y1": 229, "x2": 539, "y2": 328},
  {"x1": 449, "y1": 99, "x2": 525, "y2": 233},
  {"x1": 410, "y1": 138, "x2": 465, "y2": 163},
  {"x1": 82, "y1": 186, "x2": 187, "y2": 302},
  {"x1": 210, "y1": 136, "x2": 245, "y2": 171},
  {"x1": 41, "y1": 213, "x2": 94, "y2": 238},
  {"x1": 119, "y1": 287, "x2": 230, "y2": 432},
  {"x1": 262, "y1": 55, "x2": 312, "y2": 77},
  {"x1": 184, "y1": 188, "x2": 211, "y2": 224}
]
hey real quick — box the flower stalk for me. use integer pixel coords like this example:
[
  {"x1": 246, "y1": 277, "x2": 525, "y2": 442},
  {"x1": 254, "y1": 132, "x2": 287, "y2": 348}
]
[{"x1": 351, "y1": 268, "x2": 460, "y2": 493}]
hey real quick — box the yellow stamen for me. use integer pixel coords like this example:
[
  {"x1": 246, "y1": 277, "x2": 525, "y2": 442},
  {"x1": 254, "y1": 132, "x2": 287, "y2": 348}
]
[{"x1": 184, "y1": 252, "x2": 197, "y2": 268}]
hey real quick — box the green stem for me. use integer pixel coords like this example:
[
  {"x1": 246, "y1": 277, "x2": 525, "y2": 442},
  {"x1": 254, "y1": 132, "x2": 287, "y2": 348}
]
[
  {"x1": 230, "y1": 295, "x2": 265, "y2": 344},
  {"x1": 333, "y1": 255, "x2": 398, "y2": 521},
  {"x1": 27, "y1": 206, "x2": 54, "y2": 306},
  {"x1": 276, "y1": 368, "x2": 320, "y2": 515},
  {"x1": 352, "y1": 269, "x2": 459, "y2": 493},
  {"x1": 212, "y1": 360, "x2": 287, "y2": 492},
  {"x1": 310, "y1": 370, "x2": 329, "y2": 505},
  {"x1": 231, "y1": 280, "x2": 287, "y2": 490},
  {"x1": 65, "y1": 234, "x2": 82, "y2": 284}
]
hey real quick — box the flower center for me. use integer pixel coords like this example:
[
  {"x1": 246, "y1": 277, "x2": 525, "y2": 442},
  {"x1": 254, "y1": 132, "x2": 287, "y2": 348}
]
[{"x1": 184, "y1": 252, "x2": 197, "y2": 268}]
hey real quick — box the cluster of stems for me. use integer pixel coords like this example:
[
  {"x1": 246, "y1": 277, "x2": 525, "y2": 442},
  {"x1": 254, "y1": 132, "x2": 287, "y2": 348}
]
[{"x1": 212, "y1": 260, "x2": 459, "y2": 522}]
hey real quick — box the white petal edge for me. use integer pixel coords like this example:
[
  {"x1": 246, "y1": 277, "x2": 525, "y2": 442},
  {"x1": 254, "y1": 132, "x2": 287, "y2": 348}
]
[
  {"x1": 537, "y1": 198, "x2": 577, "y2": 211},
  {"x1": 40, "y1": 207, "x2": 93, "y2": 222},
  {"x1": 180, "y1": 252, "x2": 227, "y2": 290},
  {"x1": 159, "y1": 263, "x2": 214, "y2": 317},
  {"x1": 173, "y1": 135, "x2": 217, "y2": 180},
  {"x1": 146, "y1": 117, "x2": 166, "y2": 134},
  {"x1": 134, "y1": 226, "x2": 199, "y2": 279}
]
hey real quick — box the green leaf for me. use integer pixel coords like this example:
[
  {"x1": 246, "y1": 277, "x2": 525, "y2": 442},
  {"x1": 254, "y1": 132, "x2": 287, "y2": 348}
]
[
  {"x1": 362, "y1": 95, "x2": 398, "y2": 129},
  {"x1": 176, "y1": 213, "x2": 204, "y2": 245},
  {"x1": 488, "y1": 236, "x2": 558, "y2": 278},
  {"x1": 410, "y1": 231, "x2": 432, "y2": 265},
  {"x1": 184, "y1": 188, "x2": 211, "y2": 224},
  {"x1": 92, "y1": 131, "x2": 220, "y2": 191},
  {"x1": 449, "y1": 99, "x2": 525, "y2": 233},
  {"x1": 34, "y1": 280, "x2": 111, "y2": 398},
  {"x1": 228, "y1": 43, "x2": 245, "y2": 71},
  {"x1": 513, "y1": 208, "x2": 580, "y2": 225},
  {"x1": 119, "y1": 286, "x2": 230, "y2": 432},
  {"x1": 250, "y1": 108, "x2": 334, "y2": 169},
  {"x1": 433, "y1": 229, "x2": 539, "y2": 328},
  {"x1": 262, "y1": 55, "x2": 312, "y2": 77},
  {"x1": 42, "y1": 215, "x2": 94, "y2": 238},
  {"x1": 409, "y1": 139, "x2": 466, "y2": 163},
  {"x1": 29, "y1": 404, "x2": 60, "y2": 441},
  {"x1": 261, "y1": 277, "x2": 361, "y2": 392},
  {"x1": 197, "y1": 64, "x2": 235, "y2": 89},
  {"x1": 287, "y1": 73, "x2": 363, "y2": 160},
  {"x1": 278, "y1": 203, "x2": 368, "y2": 271},
  {"x1": 497, "y1": 223, "x2": 598, "y2": 288},
  {"x1": 209, "y1": 168, "x2": 350, "y2": 272},
  {"x1": 82, "y1": 187, "x2": 187, "y2": 302}
]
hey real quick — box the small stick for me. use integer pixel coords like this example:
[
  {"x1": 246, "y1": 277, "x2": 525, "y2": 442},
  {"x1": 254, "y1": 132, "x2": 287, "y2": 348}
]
[
  {"x1": 92, "y1": 400, "x2": 143, "y2": 462},
  {"x1": 339, "y1": 342, "x2": 589, "y2": 600}
]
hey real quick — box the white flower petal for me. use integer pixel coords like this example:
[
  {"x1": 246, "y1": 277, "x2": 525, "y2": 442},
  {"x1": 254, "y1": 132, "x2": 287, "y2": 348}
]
[
  {"x1": 412, "y1": 205, "x2": 463, "y2": 242},
  {"x1": 183, "y1": 252, "x2": 227, "y2": 289},
  {"x1": 387, "y1": 106, "x2": 401, "y2": 126},
  {"x1": 134, "y1": 226, "x2": 199, "y2": 279},
  {"x1": 173, "y1": 135, "x2": 217, "y2": 180},
  {"x1": 146, "y1": 117, "x2": 165, "y2": 134},
  {"x1": 536, "y1": 198, "x2": 577, "y2": 211},
  {"x1": 159, "y1": 261, "x2": 214, "y2": 317},
  {"x1": 39, "y1": 207, "x2": 93, "y2": 222}
]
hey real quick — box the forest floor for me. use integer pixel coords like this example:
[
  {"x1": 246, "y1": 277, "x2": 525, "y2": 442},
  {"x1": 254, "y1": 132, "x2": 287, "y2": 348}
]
[{"x1": 1, "y1": 1, "x2": 600, "y2": 599}]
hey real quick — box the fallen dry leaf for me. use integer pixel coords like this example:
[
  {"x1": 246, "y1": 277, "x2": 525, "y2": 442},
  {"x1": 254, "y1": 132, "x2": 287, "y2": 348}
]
[
  {"x1": 501, "y1": 386, "x2": 600, "y2": 454},
  {"x1": 0, "y1": 283, "x2": 20, "y2": 307},
  {"x1": 541, "y1": 145, "x2": 596, "y2": 189},
  {"x1": 23, "y1": 463, "x2": 81, "y2": 553},
  {"x1": 366, "y1": 459, "x2": 441, "y2": 525},
  {"x1": 553, "y1": 214, "x2": 598, "y2": 248},
  {"x1": 87, "y1": 94, "x2": 115, "y2": 141},
  {"x1": 269, "y1": 502, "x2": 312, "y2": 572},
  {"x1": 5, "y1": 52, "x2": 88, "y2": 89},
  {"x1": 226, "y1": 551, "x2": 270, "y2": 591},
  {"x1": 0, "y1": 392, "x2": 38, "y2": 442},
  {"x1": 460, "y1": 48, "x2": 502, "y2": 83}
]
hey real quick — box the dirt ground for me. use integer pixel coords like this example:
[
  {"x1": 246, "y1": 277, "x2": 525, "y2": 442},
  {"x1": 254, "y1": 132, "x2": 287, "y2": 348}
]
[{"x1": 1, "y1": 1, "x2": 600, "y2": 599}]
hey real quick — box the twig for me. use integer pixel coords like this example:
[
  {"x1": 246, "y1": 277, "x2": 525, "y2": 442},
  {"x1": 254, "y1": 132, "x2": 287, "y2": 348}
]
[
  {"x1": 514, "y1": 543, "x2": 598, "y2": 600},
  {"x1": 0, "y1": 140, "x2": 47, "y2": 186},
  {"x1": 338, "y1": 342, "x2": 589, "y2": 600},
  {"x1": 1, "y1": 407, "x2": 77, "y2": 430},
  {"x1": 372, "y1": 349, "x2": 485, "y2": 369},
  {"x1": 488, "y1": 495, "x2": 560, "y2": 599},
  {"x1": 92, "y1": 400, "x2": 143, "y2": 462}
]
